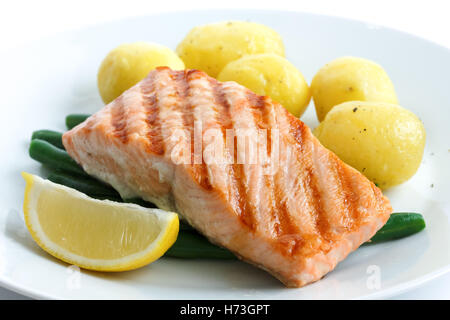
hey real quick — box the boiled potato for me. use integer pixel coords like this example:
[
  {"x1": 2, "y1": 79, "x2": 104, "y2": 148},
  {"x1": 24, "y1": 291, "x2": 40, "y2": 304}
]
[
  {"x1": 217, "y1": 54, "x2": 310, "y2": 117},
  {"x1": 311, "y1": 56, "x2": 398, "y2": 121},
  {"x1": 98, "y1": 42, "x2": 185, "y2": 104},
  {"x1": 314, "y1": 101, "x2": 425, "y2": 189},
  {"x1": 176, "y1": 21, "x2": 284, "y2": 77}
]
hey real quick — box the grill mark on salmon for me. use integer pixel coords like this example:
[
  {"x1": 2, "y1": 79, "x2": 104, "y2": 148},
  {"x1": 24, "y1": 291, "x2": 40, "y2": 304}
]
[
  {"x1": 289, "y1": 120, "x2": 330, "y2": 240},
  {"x1": 110, "y1": 95, "x2": 128, "y2": 143},
  {"x1": 273, "y1": 169, "x2": 297, "y2": 238},
  {"x1": 217, "y1": 84, "x2": 254, "y2": 229},
  {"x1": 209, "y1": 78, "x2": 233, "y2": 134},
  {"x1": 186, "y1": 70, "x2": 214, "y2": 191},
  {"x1": 246, "y1": 91, "x2": 272, "y2": 155},
  {"x1": 251, "y1": 95, "x2": 280, "y2": 235},
  {"x1": 305, "y1": 165, "x2": 329, "y2": 239},
  {"x1": 210, "y1": 80, "x2": 241, "y2": 208},
  {"x1": 141, "y1": 74, "x2": 164, "y2": 155},
  {"x1": 261, "y1": 102, "x2": 273, "y2": 157},
  {"x1": 333, "y1": 158, "x2": 358, "y2": 227},
  {"x1": 241, "y1": 90, "x2": 271, "y2": 232},
  {"x1": 289, "y1": 115, "x2": 306, "y2": 154},
  {"x1": 174, "y1": 70, "x2": 195, "y2": 165},
  {"x1": 269, "y1": 108, "x2": 302, "y2": 240},
  {"x1": 63, "y1": 67, "x2": 393, "y2": 288},
  {"x1": 233, "y1": 92, "x2": 264, "y2": 231},
  {"x1": 192, "y1": 164, "x2": 213, "y2": 190},
  {"x1": 252, "y1": 102, "x2": 292, "y2": 238},
  {"x1": 234, "y1": 163, "x2": 254, "y2": 228},
  {"x1": 226, "y1": 85, "x2": 263, "y2": 231}
]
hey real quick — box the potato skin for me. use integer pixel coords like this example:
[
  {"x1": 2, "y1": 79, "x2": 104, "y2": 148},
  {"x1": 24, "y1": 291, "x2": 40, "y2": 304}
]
[
  {"x1": 98, "y1": 42, "x2": 185, "y2": 104},
  {"x1": 176, "y1": 21, "x2": 285, "y2": 77},
  {"x1": 314, "y1": 101, "x2": 425, "y2": 189},
  {"x1": 217, "y1": 54, "x2": 310, "y2": 117},
  {"x1": 311, "y1": 57, "x2": 398, "y2": 121}
]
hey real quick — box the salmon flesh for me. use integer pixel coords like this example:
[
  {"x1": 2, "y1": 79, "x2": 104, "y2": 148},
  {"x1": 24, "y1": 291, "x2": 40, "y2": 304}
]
[{"x1": 63, "y1": 67, "x2": 392, "y2": 287}]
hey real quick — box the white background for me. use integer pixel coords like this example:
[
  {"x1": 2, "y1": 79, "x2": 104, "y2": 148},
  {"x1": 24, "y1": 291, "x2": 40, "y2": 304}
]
[{"x1": 1, "y1": 0, "x2": 449, "y2": 299}]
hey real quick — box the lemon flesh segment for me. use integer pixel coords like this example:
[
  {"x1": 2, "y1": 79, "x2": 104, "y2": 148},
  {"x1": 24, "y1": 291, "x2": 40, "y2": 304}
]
[{"x1": 21, "y1": 172, "x2": 179, "y2": 271}]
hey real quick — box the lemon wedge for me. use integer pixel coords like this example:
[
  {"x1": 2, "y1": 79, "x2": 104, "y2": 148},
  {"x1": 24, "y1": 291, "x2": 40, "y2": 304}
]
[{"x1": 21, "y1": 172, "x2": 179, "y2": 271}]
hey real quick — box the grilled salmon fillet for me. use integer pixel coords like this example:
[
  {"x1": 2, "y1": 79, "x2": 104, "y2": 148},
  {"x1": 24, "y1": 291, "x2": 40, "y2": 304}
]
[{"x1": 63, "y1": 67, "x2": 392, "y2": 287}]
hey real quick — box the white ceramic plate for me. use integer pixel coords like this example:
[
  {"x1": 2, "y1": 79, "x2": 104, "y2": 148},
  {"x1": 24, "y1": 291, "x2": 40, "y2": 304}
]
[{"x1": 0, "y1": 10, "x2": 449, "y2": 300}]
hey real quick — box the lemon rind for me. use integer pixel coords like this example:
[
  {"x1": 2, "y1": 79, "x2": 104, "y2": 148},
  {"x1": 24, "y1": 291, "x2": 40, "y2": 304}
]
[{"x1": 22, "y1": 172, "x2": 179, "y2": 272}]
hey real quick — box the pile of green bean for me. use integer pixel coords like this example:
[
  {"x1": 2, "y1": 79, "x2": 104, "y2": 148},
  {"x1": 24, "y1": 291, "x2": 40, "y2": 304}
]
[{"x1": 28, "y1": 113, "x2": 426, "y2": 259}]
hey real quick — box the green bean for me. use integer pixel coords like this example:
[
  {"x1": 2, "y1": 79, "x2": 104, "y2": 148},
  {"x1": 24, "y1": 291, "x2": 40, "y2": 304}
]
[
  {"x1": 66, "y1": 114, "x2": 90, "y2": 130},
  {"x1": 179, "y1": 220, "x2": 196, "y2": 231},
  {"x1": 31, "y1": 129, "x2": 64, "y2": 149},
  {"x1": 165, "y1": 231, "x2": 236, "y2": 260},
  {"x1": 367, "y1": 212, "x2": 425, "y2": 244},
  {"x1": 47, "y1": 170, "x2": 121, "y2": 201},
  {"x1": 123, "y1": 197, "x2": 157, "y2": 208},
  {"x1": 29, "y1": 139, "x2": 88, "y2": 176}
]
